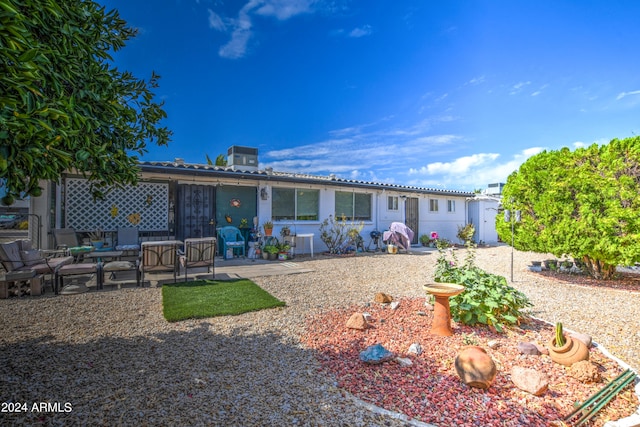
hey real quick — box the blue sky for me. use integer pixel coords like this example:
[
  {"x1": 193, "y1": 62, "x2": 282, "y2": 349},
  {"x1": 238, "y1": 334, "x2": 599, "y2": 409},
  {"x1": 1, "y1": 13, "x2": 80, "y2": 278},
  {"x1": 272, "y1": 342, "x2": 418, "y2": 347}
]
[{"x1": 101, "y1": 0, "x2": 640, "y2": 191}]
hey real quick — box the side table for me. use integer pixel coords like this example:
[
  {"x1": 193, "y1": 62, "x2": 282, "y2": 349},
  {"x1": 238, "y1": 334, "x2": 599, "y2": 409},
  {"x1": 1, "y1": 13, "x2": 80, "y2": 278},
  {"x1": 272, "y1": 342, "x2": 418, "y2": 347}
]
[
  {"x1": 295, "y1": 233, "x2": 314, "y2": 257},
  {"x1": 0, "y1": 270, "x2": 44, "y2": 298}
]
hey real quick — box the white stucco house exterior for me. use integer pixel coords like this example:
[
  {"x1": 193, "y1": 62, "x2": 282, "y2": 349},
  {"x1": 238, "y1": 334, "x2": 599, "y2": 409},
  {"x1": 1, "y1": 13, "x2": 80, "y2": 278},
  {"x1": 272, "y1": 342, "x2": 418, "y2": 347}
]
[{"x1": 27, "y1": 146, "x2": 499, "y2": 253}]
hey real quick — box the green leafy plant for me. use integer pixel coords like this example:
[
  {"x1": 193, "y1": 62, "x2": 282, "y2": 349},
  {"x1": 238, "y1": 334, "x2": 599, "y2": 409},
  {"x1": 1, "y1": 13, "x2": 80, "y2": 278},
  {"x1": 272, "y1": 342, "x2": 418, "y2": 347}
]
[
  {"x1": 319, "y1": 214, "x2": 364, "y2": 254},
  {"x1": 434, "y1": 240, "x2": 532, "y2": 332},
  {"x1": 1, "y1": 0, "x2": 172, "y2": 202},
  {"x1": 277, "y1": 242, "x2": 290, "y2": 253},
  {"x1": 419, "y1": 234, "x2": 431, "y2": 246},
  {"x1": 497, "y1": 137, "x2": 640, "y2": 279},
  {"x1": 457, "y1": 223, "x2": 476, "y2": 244},
  {"x1": 263, "y1": 245, "x2": 278, "y2": 254}
]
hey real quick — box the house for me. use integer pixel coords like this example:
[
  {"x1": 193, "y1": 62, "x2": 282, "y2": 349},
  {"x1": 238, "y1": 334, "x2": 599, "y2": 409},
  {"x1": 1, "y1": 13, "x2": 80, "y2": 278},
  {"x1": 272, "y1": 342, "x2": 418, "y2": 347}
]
[{"x1": 29, "y1": 146, "x2": 485, "y2": 253}]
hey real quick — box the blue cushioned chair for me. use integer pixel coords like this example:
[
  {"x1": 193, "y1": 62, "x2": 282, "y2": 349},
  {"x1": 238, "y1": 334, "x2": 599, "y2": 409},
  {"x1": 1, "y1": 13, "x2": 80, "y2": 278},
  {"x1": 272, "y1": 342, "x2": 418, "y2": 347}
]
[{"x1": 218, "y1": 226, "x2": 245, "y2": 259}]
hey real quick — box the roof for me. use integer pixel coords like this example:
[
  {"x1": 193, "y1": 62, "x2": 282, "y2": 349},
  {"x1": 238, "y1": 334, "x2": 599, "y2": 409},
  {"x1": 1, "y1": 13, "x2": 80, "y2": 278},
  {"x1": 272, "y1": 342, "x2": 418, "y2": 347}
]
[{"x1": 138, "y1": 160, "x2": 475, "y2": 197}]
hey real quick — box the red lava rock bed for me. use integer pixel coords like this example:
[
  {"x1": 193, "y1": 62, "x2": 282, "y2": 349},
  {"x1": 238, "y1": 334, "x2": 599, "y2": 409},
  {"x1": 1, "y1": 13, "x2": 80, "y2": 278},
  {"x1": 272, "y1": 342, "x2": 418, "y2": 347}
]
[{"x1": 301, "y1": 298, "x2": 638, "y2": 427}]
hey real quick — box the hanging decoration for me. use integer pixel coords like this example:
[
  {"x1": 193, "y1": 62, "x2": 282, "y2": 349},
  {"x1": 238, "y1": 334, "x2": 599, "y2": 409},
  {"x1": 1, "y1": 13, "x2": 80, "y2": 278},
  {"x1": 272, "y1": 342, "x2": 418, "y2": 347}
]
[
  {"x1": 110, "y1": 204, "x2": 119, "y2": 219},
  {"x1": 230, "y1": 198, "x2": 241, "y2": 208},
  {"x1": 127, "y1": 212, "x2": 141, "y2": 225},
  {"x1": 225, "y1": 214, "x2": 232, "y2": 223}
]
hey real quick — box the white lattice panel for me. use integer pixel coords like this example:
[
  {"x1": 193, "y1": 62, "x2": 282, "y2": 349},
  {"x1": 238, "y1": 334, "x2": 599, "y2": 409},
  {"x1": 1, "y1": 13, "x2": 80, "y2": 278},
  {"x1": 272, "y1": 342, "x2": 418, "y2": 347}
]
[{"x1": 65, "y1": 178, "x2": 168, "y2": 231}]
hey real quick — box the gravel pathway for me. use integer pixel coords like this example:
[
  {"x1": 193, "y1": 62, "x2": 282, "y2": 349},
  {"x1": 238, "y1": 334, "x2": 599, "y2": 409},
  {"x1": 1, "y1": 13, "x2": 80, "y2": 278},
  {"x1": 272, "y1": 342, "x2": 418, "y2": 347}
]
[{"x1": 0, "y1": 245, "x2": 638, "y2": 426}]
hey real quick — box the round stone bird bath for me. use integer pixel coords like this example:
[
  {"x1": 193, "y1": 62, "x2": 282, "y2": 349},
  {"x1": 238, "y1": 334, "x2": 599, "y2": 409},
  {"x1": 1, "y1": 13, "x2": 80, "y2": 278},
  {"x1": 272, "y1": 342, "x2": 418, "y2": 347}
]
[{"x1": 423, "y1": 283, "x2": 465, "y2": 336}]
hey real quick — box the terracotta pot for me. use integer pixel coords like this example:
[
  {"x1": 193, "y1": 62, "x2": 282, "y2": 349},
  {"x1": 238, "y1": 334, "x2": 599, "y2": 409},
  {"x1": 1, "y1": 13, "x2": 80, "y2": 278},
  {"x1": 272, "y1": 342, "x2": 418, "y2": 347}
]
[
  {"x1": 547, "y1": 336, "x2": 589, "y2": 366},
  {"x1": 454, "y1": 346, "x2": 497, "y2": 389},
  {"x1": 264, "y1": 229, "x2": 273, "y2": 236}
]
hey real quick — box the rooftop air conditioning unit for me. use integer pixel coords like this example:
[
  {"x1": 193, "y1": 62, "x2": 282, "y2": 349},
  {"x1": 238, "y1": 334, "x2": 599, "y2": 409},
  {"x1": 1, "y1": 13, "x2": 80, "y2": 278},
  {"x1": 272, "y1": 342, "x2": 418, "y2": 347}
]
[{"x1": 227, "y1": 146, "x2": 259, "y2": 171}]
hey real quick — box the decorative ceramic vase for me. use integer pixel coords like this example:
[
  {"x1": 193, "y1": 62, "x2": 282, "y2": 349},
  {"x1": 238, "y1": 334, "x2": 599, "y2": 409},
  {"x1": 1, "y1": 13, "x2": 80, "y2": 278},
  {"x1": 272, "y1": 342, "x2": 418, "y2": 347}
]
[
  {"x1": 455, "y1": 346, "x2": 497, "y2": 389},
  {"x1": 278, "y1": 253, "x2": 287, "y2": 260},
  {"x1": 547, "y1": 336, "x2": 589, "y2": 366},
  {"x1": 262, "y1": 252, "x2": 269, "y2": 260}
]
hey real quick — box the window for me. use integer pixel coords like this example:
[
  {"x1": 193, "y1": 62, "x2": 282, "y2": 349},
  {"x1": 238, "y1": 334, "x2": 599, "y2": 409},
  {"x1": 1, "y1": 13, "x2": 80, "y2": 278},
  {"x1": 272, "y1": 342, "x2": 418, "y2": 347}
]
[
  {"x1": 272, "y1": 188, "x2": 319, "y2": 221},
  {"x1": 429, "y1": 199, "x2": 439, "y2": 212},
  {"x1": 335, "y1": 191, "x2": 372, "y2": 220},
  {"x1": 387, "y1": 196, "x2": 399, "y2": 211},
  {"x1": 447, "y1": 200, "x2": 456, "y2": 212}
]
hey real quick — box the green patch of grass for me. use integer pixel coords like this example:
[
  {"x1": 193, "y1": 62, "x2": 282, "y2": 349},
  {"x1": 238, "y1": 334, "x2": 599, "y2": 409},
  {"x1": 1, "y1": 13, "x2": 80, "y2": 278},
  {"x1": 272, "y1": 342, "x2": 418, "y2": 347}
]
[{"x1": 162, "y1": 279, "x2": 285, "y2": 322}]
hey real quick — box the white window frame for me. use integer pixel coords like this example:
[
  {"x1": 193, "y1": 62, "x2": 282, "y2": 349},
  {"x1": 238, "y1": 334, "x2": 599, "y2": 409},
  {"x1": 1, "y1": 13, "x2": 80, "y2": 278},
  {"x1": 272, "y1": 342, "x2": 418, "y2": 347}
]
[
  {"x1": 387, "y1": 196, "x2": 399, "y2": 211},
  {"x1": 335, "y1": 191, "x2": 372, "y2": 221},
  {"x1": 429, "y1": 199, "x2": 439, "y2": 212},
  {"x1": 272, "y1": 187, "x2": 319, "y2": 221},
  {"x1": 447, "y1": 199, "x2": 456, "y2": 213}
]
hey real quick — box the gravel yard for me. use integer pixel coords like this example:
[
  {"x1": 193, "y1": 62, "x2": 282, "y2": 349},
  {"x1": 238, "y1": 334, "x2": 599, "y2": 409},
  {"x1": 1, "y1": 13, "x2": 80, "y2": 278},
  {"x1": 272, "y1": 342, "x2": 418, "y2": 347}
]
[{"x1": 0, "y1": 245, "x2": 638, "y2": 426}]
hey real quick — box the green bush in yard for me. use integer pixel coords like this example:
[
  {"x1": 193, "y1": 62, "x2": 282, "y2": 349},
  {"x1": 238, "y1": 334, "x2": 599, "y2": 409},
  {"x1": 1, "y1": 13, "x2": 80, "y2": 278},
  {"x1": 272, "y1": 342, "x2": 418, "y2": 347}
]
[{"x1": 434, "y1": 241, "x2": 531, "y2": 332}]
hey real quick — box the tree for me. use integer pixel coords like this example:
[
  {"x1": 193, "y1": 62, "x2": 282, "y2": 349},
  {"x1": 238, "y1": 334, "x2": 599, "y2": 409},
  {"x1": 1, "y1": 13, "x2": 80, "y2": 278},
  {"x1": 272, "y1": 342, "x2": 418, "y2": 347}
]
[
  {"x1": 205, "y1": 153, "x2": 227, "y2": 166},
  {"x1": 0, "y1": 0, "x2": 171, "y2": 203},
  {"x1": 496, "y1": 137, "x2": 640, "y2": 279}
]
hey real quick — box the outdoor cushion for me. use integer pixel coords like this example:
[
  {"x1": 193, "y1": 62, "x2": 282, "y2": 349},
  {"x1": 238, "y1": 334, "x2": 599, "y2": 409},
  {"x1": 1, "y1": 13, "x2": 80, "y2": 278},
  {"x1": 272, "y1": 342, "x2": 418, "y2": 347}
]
[
  {"x1": 0, "y1": 241, "x2": 24, "y2": 271},
  {"x1": 21, "y1": 250, "x2": 46, "y2": 266}
]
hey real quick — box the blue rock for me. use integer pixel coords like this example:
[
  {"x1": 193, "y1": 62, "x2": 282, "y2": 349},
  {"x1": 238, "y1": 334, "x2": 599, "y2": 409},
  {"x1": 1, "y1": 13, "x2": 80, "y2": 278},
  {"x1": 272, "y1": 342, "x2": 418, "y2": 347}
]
[{"x1": 359, "y1": 344, "x2": 394, "y2": 364}]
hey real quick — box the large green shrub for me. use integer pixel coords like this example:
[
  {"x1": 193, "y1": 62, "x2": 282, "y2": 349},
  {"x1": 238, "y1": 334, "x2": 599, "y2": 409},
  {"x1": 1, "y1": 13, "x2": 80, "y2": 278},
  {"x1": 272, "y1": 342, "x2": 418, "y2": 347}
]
[
  {"x1": 434, "y1": 242, "x2": 531, "y2": 332},
  {"x1": 497, "y1": 137, "x2": 640, "y2": 279}
]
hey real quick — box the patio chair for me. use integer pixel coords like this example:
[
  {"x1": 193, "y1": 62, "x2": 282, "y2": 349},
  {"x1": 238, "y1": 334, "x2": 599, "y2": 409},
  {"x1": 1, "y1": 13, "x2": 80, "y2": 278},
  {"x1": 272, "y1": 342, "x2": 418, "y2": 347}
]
[
  {"x1": 0, "y1": 239, "x2": 73, "y2": 293},
  {"x1": 180, "y1": 237, "x2": 216, "y2": 281},
  {"x1": 53, "y1": 228, "x2": 80, "y2": 249},
  {"x1": 53, "y1": 228, "x2": 92, "y2": 261},
  {"x1": 139, "y1": 240, "x2": 181, "y2": 286},
  {"x1": 218, "y1": 226, "x2": 245, "y2": 259},
  {"x1": 115, "y1": 227, "x2": 140, "y2": 252}
]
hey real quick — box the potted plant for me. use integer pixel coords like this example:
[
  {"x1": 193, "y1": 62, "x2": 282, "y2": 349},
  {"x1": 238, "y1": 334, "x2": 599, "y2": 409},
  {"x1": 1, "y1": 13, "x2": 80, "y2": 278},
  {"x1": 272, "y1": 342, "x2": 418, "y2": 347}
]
[
  {"x1": 88, "y1": 229, "x2": 104, "y2": 249},
  {"x1": 280, "y1": 225, "x2": 291, "y2": 237},
  {"x1": 263, "y1": 220, "x2": 274, "y2": 236},
  {"x1": 277, "y1": 242, "x2": 290, "y2": 260},
  {"x1": 263, "y1": 244, "x2": 278, "y2": 260},
  {"x1": 547, "y1": 322, "x2": 589, "y2": 366},
  {"x1": 419, "y1": 234, "x2": 430, "y2": 247}
]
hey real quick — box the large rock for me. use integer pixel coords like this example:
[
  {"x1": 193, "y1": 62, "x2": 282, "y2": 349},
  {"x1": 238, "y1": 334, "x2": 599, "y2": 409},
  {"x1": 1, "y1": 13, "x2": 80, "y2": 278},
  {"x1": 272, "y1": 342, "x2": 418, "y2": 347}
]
[
  {"x1": 517, "y1": 341, "x2": 541, "y2": 356},
  {"x1": 374, "y1": 292, "x2": 393, "y2": 303},
  {"x1": 346, "y1": 313, "x2": 368, "y2": 330},
  {"x1": 570, "y1": 332, "x2": 593, "y2": 348},
  {"x1": 511, "y1": 366, "x2": 549, "y2": 396},
  {"x1": 568, "y1": 360, "x2": 601, "y2": 383},
  {"x1": 360, "y1": 344, "x2": 394, "y2": 364}
]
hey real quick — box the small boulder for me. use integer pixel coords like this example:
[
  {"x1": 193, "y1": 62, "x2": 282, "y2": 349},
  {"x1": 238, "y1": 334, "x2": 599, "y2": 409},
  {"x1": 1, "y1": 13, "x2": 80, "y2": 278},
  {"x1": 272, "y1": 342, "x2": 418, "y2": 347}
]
[
  {"x1": 395, "y1": 357, "x2": 413, "y2": 367},
  {"x1": 346, "y1": 313, "x2": 368, "y2": 330},
  {"x1": 517, "y1": 342, "x2": 541, "y2": 356},
  {"x1": 568, "y1": 360, "x2": 601, "y2": 383},
  {"x1": 360, "y1": 344, "x2": 394, "y2": 364},
  {"x1": 487, "y1": 340, "x2": 500, "y2": 349},
  {"x1": 390, "y1": 301, "x2": 400, "y2": 310},
  {"x1": 407, "y1": 343, "x2": 422, "y2": 355},
  {"x1": 511, "y1": 366, "x2": 549, "y2": 396},
  {"x1": 375, "y1": 292, "x2": 393, "y2": 303},
  {"x1": 362, "y1": 312, "x2": 373, "y2": 322},
  {"x1": 570, "y1": 332, "x2": 593, "y2": 348}
]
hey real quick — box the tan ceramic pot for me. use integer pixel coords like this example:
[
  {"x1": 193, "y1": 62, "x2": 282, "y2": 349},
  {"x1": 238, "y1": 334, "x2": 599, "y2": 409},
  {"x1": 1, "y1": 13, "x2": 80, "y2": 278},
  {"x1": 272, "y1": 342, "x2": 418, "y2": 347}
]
[
  {"x1": 454, "y1": 345, "x2": 497, "y2": 389},
  {"x1": 547, "y1": 336, "x2": 589, "y2": 366}
]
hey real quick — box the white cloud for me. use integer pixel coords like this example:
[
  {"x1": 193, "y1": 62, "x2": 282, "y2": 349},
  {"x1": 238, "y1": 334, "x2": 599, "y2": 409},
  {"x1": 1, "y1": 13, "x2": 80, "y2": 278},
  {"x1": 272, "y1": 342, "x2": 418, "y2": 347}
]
[
  {"x1": 616, "y1": 90, "x2": 640, "y2": 100},
  {"x1": 466, "y1": 76, "x2": 485, "y2": 86},
  {"x1": 510, "y1": 81, "x2": 531, "y2": 95},
  {"x1": 349, "y1": 25, "x2": 372, "y2": 38},
  {"x1": 255, "y1": 0, "x2": 316, "y2": 20},
  {"x1": 207, "y1": 9, "x2": 227, "y2": 31},
  {"x1": 211, "y1": 0, "x2": 318, "y2": 59}
]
